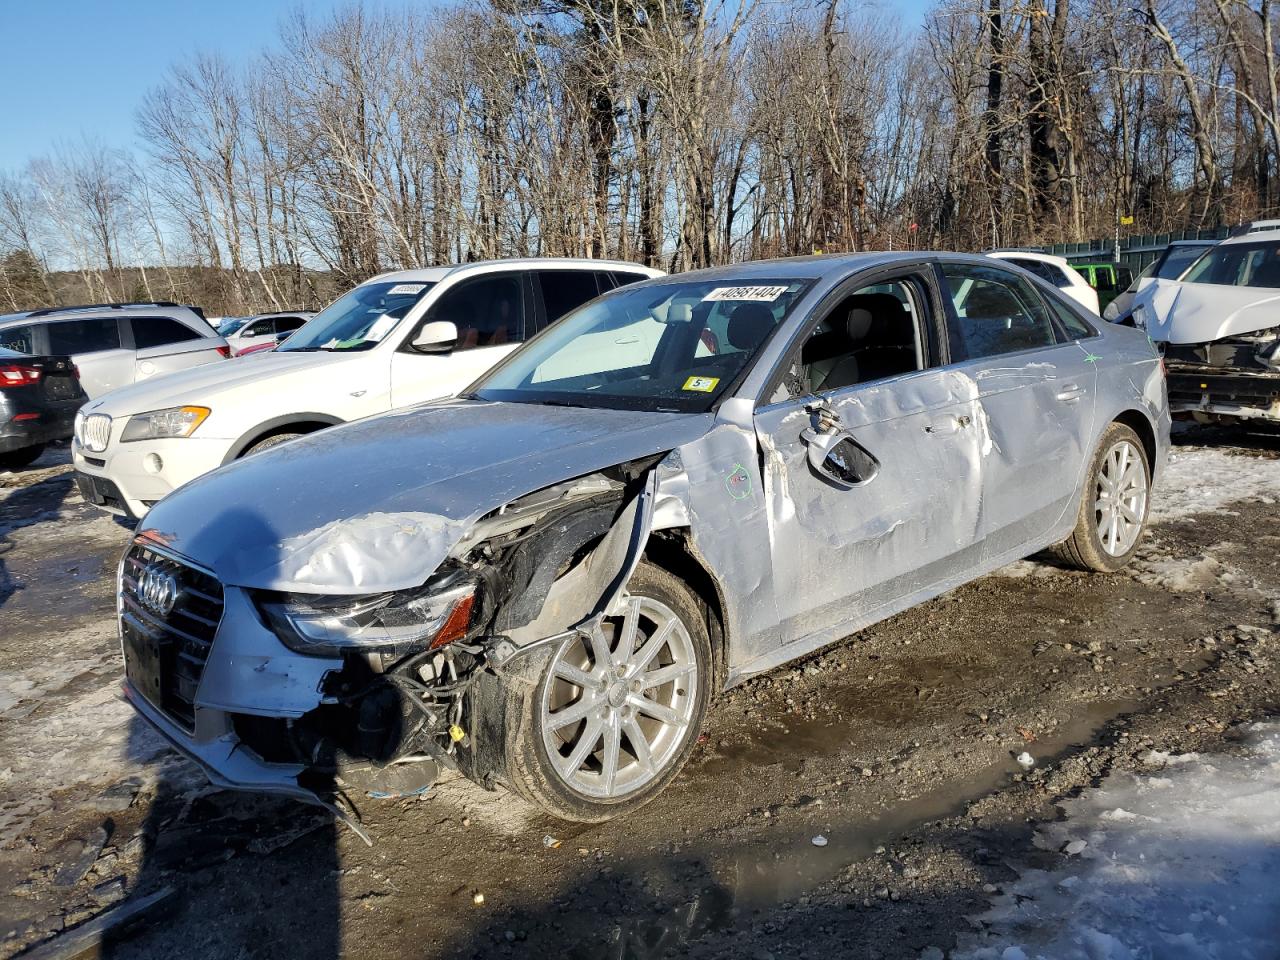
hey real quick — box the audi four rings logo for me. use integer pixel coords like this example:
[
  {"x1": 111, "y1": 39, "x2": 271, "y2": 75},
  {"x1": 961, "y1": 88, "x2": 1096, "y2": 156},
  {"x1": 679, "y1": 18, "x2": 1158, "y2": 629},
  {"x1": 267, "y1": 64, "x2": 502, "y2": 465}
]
[{"x1": 137, "y1": 564, "x2": 180, "y2": 618}]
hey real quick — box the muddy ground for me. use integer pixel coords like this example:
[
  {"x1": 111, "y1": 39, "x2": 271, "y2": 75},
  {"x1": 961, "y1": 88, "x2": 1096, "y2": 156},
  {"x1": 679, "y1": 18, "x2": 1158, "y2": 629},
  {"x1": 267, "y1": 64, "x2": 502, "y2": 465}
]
[{"x1": 1, "y1": 425, "x2": 1277, "y2": 960}]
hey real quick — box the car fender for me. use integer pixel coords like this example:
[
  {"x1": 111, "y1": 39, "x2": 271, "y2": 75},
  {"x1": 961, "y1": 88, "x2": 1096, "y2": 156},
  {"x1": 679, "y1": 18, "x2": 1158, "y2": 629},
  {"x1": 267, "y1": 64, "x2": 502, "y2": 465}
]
[{"x1": 221, "y1": 412, "x2": 344, "y2": 463}]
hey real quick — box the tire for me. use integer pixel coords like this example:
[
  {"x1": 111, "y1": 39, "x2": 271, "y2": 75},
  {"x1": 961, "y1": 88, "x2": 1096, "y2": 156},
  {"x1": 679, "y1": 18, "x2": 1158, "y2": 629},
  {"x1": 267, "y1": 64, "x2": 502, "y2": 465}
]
[
  {"x1": 0, "y1": 443, "x2": 46, "y2": 471},
  {"x1": 502, "y1": 561, "x2": 713, "y2": 822},
  {"x1": 1050, "y1": 422, "x2": 1151, "y2": 572},
  {"x1": 241, "y1": 432, "x2": 304, "y2": 457}
]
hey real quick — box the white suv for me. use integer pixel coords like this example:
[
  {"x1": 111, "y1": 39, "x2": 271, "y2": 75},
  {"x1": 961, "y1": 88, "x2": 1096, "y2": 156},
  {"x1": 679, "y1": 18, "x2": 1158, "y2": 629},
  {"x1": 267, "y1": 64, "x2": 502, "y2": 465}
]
[
  {"x1": 0, "y1": 302, "x2": 228, "y2": 398},
  {"x1": 73, "y1": 259, "x2": 660, "y2": 517}
]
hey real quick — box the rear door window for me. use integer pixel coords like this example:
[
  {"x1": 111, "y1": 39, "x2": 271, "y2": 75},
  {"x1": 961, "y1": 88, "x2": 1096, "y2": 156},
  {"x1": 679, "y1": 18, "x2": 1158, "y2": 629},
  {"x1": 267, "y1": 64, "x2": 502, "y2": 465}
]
[
  {"x1": 131, "y1": 317, "x2": 201, "y2": 349},
  {"x1": 0, "y1": 325, "x2": 36, "y2": 354},
  {"x1": 274, "y1": 316, "x2": 307, "y2": 334},
  {"x1": 535, "y1": 271, "x2": 602, "y2": 327},
  {"x1": 1009, "y1": 258, "x2": 1071, "y2": 288},
  {"x1": 942, "y1": 264, "x2": 1059, "y2": 360},
  {"x1": 610, "y1": 271, "x2": 653, "y2": 288},
  {"x1": 46, "y1": 317, "x2": 121, "y2": 355}
]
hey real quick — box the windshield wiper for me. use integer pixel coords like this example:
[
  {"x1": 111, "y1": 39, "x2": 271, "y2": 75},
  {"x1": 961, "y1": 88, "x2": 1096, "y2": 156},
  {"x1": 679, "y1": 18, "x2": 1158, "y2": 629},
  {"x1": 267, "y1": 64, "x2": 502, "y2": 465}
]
[{"x1": 280, "y1": 346, "x2": 324, "y2": 352}]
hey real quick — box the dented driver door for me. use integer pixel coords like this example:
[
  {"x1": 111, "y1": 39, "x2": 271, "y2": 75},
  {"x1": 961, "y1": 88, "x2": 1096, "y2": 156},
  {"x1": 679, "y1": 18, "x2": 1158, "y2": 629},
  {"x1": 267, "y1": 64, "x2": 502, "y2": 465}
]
[{"x1": 753, "y1": 368, "x2": 984, "y2": 652}]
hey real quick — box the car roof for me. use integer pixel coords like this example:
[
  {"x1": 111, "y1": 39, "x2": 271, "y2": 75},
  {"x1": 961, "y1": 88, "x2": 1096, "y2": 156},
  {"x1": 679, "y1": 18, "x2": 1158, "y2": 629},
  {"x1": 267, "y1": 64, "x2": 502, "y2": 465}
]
[
  {"x1": 1221, "y1": 229, "x2": 1280, "y2": 246},
  {"x1": 0, "y1": 303, "x2": 203, "y2": 326},
  {"x1": 637, "y1": 252, "x2": 998, "y2": 286},
  {"x1": 367, "y1": 258, "x2": 664, "y2": 286},
  {"x1": 986, "y1": 250, "x2": 1071, "y2": 266}
]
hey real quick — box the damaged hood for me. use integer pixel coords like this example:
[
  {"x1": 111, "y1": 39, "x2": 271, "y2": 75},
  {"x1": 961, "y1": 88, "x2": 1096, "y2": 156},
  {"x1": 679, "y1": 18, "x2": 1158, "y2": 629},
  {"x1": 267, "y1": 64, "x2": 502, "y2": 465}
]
[
  {"x1": 1140, "y1": 279, "x2": 1280, "y2": 343},
  {"x1": 139, "y1": 399, "x2": 714, "y2": 593}
]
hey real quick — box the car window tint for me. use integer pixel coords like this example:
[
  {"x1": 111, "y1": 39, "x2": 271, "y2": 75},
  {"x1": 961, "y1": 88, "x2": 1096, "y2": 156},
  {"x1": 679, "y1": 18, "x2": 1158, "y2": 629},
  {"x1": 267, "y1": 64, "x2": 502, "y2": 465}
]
[
  {"x1": 1045, "y1": 295, "x2": 1096, "y2": 341},
  {"x1": 1157, "y1": 245, "x2": 1211, "y2": 279},
  {"x1": 943, "y1": 264, "x2": 1058, "y2": 360},
  {"x1": 536, "y1": 271, "x2": 601, "y2": 325},
  {"x1": 431, "y1": 274, "x2": 523, "y2": 349},
  {"x1": 242, "y1": 320, "x2": 273, "y2": 337},
  {"x1": 275, "y1": 317, "x2": 307, "y2": 332},
  {"x1": 789, "y1": 278, "x2": 924, "y2": 398},
  {"x1": 0, "y1": 325, "x2": 35, "y2": 354},
  {"x1": 1010, "y1": 257, "x2": 1070, "y2": 288},
  {"x1": 132, "y1": 317, "x2": 201, "y2": 349},
  {"x1": 610, "y1": 271, "x2": 653, "y2": 288},
  {"x1": 46, "y1": 317, "x2": 121, "y2": 355}
]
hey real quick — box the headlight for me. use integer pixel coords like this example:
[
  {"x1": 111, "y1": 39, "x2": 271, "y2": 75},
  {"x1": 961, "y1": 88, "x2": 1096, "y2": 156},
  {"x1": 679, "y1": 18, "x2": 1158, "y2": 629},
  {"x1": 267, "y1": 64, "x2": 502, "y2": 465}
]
[
  {"x1": 256, "y1": 571, "x2": 478, "y2": 658},
  {"x1": 1103, "y1": 300, "x2": 1119, "y2": 321},
  {"x1": 120, "y1": 406, "x2": 211, "y2": 442}
]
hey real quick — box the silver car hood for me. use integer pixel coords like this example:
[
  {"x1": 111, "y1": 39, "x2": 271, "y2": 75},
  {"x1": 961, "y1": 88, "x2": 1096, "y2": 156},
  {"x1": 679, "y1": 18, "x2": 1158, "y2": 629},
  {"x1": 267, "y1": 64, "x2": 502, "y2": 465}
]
[
  {"x1": 1141, "y1": 279, "x2": 1280, "y2": 343},
  {"x1": 139, "y1": 399, "x2": 715, "y2": 593}
]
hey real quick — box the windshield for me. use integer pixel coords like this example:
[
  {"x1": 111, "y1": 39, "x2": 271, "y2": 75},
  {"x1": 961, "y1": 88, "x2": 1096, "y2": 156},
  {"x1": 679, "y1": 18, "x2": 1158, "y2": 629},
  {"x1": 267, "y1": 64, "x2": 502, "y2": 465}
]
[
  {"x1": 279, "y1": 281, "x2": 436, "y2": 352},
  {"x1": 473, "y1": 278, "x2": 812, "y2": 412},
  {"x1": 1157, "y1": 244, "x2": 1214, "y2": 281},
  {"x1": 217, "y1": 316, "x2": 250, "y2": 335},
  {"x1": 1181, "y1": 241, "x2": 1280, "y2": 288}
]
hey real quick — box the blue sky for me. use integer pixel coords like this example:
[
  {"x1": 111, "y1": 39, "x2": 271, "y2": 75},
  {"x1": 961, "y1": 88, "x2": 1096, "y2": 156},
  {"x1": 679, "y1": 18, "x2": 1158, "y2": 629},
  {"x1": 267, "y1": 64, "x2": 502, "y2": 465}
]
[
  {"x1": 0, "y1": 0, "x2": 930, "y2": 173},
  {"x1": 0, "y1": 0, "x2": 345, "y2": 170}
]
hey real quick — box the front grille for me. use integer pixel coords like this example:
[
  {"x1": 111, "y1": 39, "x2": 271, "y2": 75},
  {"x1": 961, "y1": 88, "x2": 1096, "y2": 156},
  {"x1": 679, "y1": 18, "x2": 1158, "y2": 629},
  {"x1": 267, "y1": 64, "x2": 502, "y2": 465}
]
[
  {"x1": 120, "y1": 542, "x2": 224, "y2": 731},
  {"x1": 82, "y1": 413, "x2": 111, "y2": 453}
]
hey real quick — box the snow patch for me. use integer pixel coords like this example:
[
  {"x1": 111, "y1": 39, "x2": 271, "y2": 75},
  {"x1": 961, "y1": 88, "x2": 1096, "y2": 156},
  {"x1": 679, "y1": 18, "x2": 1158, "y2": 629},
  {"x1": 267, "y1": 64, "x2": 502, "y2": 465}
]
[{"x1": 955, "y1": 723, "x2": 1280, "y2": 960}]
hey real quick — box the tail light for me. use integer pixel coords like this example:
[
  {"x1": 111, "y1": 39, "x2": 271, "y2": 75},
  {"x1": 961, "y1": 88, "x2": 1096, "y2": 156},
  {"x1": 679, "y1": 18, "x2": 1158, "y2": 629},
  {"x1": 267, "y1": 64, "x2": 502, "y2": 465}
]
[
  {"x1": 215, "y1": 346, "x2": 231, "y2": 359},
  {"x1": 0, "y1": 364, "x2": 41, "y2": 387}
]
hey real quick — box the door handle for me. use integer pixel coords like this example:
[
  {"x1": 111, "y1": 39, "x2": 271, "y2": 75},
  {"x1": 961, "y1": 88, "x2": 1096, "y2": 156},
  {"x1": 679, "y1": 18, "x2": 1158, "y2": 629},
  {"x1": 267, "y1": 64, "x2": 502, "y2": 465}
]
[{"x1": 1056, "y1": 384, "x2": 1085, "y2": 402}]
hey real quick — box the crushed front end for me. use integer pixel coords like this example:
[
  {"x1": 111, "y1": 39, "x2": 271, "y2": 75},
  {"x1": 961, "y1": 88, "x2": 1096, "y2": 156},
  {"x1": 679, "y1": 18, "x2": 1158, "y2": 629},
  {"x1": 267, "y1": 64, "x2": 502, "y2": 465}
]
[
  {"x1": 118, "y1": 465, "x2": 648, "y2": 830},
  {"x1": 1163, "y1": 327, "x2": 1280, "y2": 423}
]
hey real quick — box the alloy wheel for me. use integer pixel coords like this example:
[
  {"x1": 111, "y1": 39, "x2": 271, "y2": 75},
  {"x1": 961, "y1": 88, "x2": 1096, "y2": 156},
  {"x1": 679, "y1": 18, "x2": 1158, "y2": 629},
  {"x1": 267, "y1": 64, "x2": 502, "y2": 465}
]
[
  {"x1": 540, "y1": 595, "x2": 699, "y2": 800},
  {"x1": 1094, "y1": 438, "x2": 1148, "y2": 556}
]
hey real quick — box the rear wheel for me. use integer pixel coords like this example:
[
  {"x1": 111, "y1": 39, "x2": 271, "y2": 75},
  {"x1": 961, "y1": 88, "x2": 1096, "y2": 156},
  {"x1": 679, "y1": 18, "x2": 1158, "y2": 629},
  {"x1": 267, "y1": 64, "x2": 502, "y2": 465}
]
[
  {"x1": 0, "y1": 443, "x2": 46, "y2": 471},
  {"x1": 503, "y1": 561, "x2": 712, "y2": 821},
  {"x1": 1050, "y1": 422, "x2": 1151, "y2": 572}
]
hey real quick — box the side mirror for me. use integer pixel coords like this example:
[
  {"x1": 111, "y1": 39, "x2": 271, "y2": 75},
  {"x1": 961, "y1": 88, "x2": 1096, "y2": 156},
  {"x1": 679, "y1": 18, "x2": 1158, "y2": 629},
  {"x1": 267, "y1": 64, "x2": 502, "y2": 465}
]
[
  {"x1": 411, "y1": 320, "x2": 458, "y2": 354},
  {"x1": 801, "y1": 430, "x2": 879, "y2": 487},
  {"x1": 799, "y1": 400, "x2": 879, "y2": 488}
]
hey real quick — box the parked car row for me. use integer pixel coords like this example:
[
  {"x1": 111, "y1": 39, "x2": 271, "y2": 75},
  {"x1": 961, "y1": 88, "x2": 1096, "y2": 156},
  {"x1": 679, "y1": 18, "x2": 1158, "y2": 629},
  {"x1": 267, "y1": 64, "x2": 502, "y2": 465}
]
[{"x1": 88, "y1": 250, "x2": 1168, "y2": 830}]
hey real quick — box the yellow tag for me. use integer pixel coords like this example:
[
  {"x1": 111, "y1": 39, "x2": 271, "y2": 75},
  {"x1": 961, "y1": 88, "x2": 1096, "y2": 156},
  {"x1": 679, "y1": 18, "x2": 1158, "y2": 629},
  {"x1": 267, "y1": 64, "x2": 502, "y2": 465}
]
[
  {"x1": 682, "y1": 376, "x2": 719, "y2": 392},
  {"x1": 449, "y1": 724, "x2": 466, "y2": 743}
]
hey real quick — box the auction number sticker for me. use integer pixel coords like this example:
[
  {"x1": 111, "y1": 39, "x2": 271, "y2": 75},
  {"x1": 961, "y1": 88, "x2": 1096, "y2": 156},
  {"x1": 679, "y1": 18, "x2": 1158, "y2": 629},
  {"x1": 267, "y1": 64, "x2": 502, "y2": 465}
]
[
  {"x1": 702, "y1": 285, "x2": 787, "y2": 302},
  {"x1": 387, "y1": 283, "x2": 426, "y2": 295},
  {"x1": 682, "y1": 376, "x2": 719, "y2": 392}
]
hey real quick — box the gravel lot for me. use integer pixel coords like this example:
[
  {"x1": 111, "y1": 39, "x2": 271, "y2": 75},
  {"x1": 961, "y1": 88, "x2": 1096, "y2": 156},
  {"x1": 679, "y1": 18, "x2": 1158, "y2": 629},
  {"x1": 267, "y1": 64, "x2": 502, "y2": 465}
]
[{"x1": 1, "y1": 425, "x2": 1277, "y2": 959}]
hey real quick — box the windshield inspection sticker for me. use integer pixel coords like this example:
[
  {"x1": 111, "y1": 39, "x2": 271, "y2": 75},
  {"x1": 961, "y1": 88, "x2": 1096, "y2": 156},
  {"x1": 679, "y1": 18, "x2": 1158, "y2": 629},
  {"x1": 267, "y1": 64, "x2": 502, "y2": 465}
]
[
  {"x1": 702, "y1": 285, "x2": 787, "y2": 303},
  {"x1": 682, "y1": 375, "x2": 719, "y2": 392},
  {"x1": 387, "y1": 283, "x2": 426, "y2": 295}
]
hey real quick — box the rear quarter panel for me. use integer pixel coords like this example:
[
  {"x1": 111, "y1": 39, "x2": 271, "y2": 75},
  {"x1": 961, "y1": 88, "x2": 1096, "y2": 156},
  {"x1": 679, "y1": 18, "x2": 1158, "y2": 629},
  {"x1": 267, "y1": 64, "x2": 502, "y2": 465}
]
[{"x1": 1093, "y1": 322, "x2": 1171, "y2": 483}]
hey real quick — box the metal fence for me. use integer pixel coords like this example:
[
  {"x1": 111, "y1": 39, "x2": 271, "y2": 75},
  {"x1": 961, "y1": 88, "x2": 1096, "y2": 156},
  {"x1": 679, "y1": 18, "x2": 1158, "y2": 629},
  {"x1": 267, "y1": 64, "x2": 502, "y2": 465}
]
[{"x1": 1035, "y1": 227, "x2": 1230, "y2": 273}]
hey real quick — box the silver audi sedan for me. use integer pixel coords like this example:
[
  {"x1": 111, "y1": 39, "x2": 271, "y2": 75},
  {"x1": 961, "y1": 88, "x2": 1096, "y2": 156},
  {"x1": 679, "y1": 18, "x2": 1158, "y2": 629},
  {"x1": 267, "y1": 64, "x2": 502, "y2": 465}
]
[{"x1": 118, "y1": 253, "x2": 1169, "y2": 828}]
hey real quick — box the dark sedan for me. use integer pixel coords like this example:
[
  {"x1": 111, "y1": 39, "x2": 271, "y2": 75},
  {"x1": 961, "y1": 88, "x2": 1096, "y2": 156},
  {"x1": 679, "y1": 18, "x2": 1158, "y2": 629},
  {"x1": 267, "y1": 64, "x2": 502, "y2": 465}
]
[{"x1": 0, "y1": 347, "x2": 86, "y2": 469}]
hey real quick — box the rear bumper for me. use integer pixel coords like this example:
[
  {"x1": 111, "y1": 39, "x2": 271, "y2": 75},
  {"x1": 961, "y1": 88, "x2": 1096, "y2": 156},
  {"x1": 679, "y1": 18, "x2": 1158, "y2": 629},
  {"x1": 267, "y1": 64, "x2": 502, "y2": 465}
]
[
  {"x1": 0, "y1": 401, "x2": 77, "y2": 453},
  {"x1": 1165, "y1": 363, "x2": 1280, "y2": 421}
]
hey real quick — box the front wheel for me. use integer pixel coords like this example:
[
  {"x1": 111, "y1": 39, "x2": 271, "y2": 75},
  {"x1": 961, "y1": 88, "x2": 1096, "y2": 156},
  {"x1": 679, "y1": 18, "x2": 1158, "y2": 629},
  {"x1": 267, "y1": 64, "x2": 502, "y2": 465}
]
[
  {"x1": 1050, "y1": 422, "x2": 1151, "y2": 572},
  {"x1": 502, "y1": 561, "x2": 712, "y2": 821}
]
